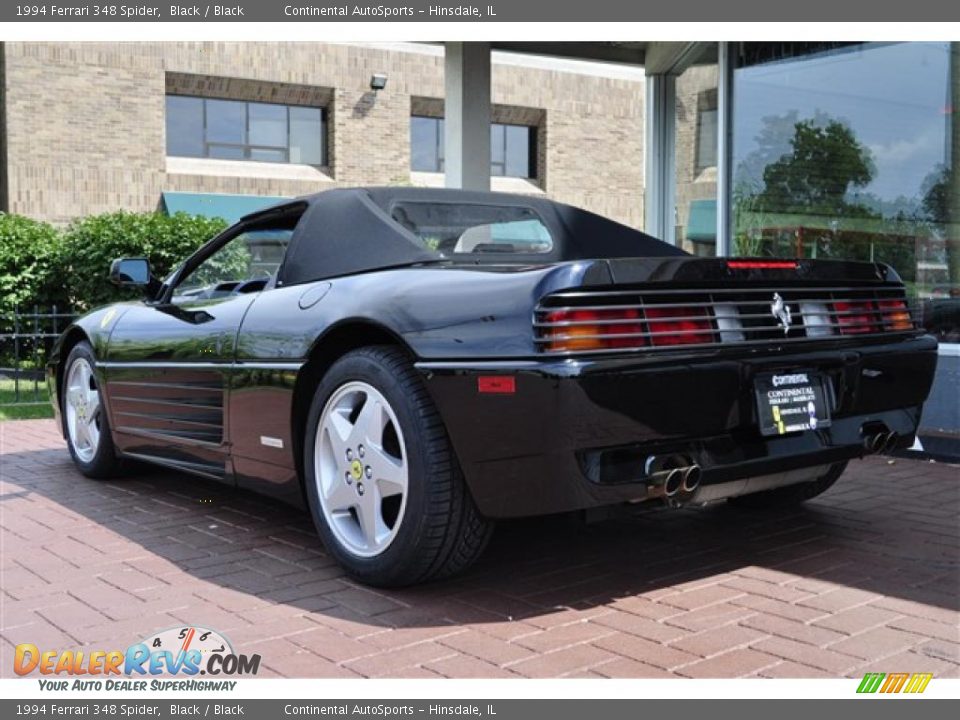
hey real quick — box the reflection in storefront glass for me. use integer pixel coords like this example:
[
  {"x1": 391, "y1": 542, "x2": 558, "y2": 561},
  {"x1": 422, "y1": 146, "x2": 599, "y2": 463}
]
[
  {"x1": 731, "y1": 42, "x2": 959, "y2": 342},
  {"x1": 675, "y1": 62, "x2": 719, "y2": 257}
]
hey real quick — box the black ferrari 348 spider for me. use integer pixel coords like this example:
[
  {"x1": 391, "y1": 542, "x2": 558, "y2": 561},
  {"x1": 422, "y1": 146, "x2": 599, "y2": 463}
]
[{"x1": 49, "y1": 188, "x2": 937, "y2": 586}]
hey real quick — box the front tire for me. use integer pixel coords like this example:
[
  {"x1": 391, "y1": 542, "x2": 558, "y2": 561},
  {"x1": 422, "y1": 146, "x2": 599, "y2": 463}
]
[
  {"x1": 303, "y1": 346, "x2": 493, "y2": 587},
  {"x1": 728, "y1": 461, "x2": 847, "y2": 509},
  {"x1": 62, "y1": 342, "x2": 124, "y2": 479}
]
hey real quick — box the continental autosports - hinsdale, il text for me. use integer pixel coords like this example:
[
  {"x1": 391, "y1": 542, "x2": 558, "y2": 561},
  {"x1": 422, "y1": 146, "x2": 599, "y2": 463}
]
[
  {"x1": 284, "y1": 706, "x2": 485, "y2": 716},
  {"x1": 284, "y1": 5, "x2": 486, "y2": 16}
]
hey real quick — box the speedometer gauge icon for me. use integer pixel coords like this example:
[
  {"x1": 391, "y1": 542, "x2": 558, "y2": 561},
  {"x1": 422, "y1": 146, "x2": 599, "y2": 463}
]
[{"x1": 141, "y1": 626, "x2": 233, "y2": 657}]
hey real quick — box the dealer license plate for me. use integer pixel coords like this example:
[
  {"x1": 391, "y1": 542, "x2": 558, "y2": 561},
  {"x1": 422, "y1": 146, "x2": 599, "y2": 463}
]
[{"x1": 755, "y1": 371, "x2": 832, "y2": 437}]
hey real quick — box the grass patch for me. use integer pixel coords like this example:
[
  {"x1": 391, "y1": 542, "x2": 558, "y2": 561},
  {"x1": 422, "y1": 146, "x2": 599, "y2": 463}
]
[{"x1": 0, "y1": 378, "x2": 54, "y2": 421}]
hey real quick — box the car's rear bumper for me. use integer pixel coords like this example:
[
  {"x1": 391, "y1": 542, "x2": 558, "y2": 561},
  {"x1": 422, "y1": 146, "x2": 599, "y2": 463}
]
[{"x1": 417, "y1": 334, "x2": 938, "y2": 518}]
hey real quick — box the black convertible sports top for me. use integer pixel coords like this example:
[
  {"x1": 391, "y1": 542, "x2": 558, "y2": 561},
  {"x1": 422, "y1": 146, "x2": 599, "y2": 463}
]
[{"x1": 244, "y1": 187, "x2": 686, "y2": 286}]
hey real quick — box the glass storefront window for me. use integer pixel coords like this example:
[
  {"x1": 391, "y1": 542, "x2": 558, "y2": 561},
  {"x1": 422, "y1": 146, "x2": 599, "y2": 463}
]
[{"x1": 731, "y1": 42, "x2": 959, "y2": 341}]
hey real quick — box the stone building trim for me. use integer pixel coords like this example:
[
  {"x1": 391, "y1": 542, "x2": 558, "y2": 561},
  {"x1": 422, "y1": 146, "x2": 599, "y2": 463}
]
[{"x1": 165, "y1": 72, "x2": 335, "y2": 108}]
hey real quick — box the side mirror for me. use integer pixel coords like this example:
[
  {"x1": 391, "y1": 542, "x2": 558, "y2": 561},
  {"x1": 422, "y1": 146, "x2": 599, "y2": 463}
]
[{"x1": 109, "y1": 257, "x2": 151, "y2": 287}]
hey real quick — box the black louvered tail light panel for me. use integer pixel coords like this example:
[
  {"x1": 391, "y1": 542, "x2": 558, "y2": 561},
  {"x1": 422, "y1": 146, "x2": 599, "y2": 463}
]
[{"x1": 534, "y1": 286, "x2": 916, "y2": 355}]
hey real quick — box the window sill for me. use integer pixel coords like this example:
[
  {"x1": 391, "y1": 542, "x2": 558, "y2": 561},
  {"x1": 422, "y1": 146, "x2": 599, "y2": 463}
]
[
  {"x1": 166, "y1": 156, "x2": 334, "y2": 183},
  {"x1": 409, "y1": 171, "x2": 545, "y2": 195}
]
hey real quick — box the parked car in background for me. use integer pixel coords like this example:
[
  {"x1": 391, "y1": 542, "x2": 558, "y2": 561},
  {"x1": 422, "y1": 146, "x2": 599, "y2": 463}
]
[{"x1": 49, "y1": 188, "x2": 938, "y2": 586}]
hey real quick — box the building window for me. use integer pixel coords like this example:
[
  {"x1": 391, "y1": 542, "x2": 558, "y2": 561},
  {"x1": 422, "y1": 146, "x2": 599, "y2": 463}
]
[
  {"x1": 410, "y1": 116, "x2": 537, "y2": 179},
  {"x1": 695, "y1": 90, "x2": 718, "y2": 172},
  {"x1": 411, "y1": 116, "x2": 445, "y2": 174},
  {"x1": 165, "y1": 95, "x2": 326, "y2": 165}
]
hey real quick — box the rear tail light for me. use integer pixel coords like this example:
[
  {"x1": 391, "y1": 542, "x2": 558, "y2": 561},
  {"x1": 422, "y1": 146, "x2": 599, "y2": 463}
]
[
  {"x1": 877, "y1": 299, "x2": 913, "y2": 331},
  {"x1": 537, "y1": 289, "x2": 913, "y2": 354},
  {"x1": 542, "y1": 308, "x2": 645, "y2": 352},
  {"x1": 644, "y1": 307, "x2": 714, "y2": 346},
  {"x1": 832, "y1": 301, "x2": 879, "y2": 334},
  {"x1": 541, "y1": 306, "x2": 714, "y2": 351},
  {"x1": 605, "y1": 309, "x2": 647, "y2": 348},
  {"x1": 831, "y1": 299, "x2": 913, "y2": 335}
]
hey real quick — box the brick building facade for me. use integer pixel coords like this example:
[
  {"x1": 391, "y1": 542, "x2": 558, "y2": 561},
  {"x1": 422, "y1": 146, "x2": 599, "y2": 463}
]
[{"x1": 0, "y1": 42, "x2": 651, "y2": 228}]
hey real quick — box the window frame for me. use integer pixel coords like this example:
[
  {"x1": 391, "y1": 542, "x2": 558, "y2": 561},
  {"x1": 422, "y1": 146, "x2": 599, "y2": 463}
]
[
  {"x1": 171, "y1": 228, "x2": 295, "y2": 303},
  {"x1": 156, "y1": 202, "x2": 307, "y2": 305},
  {"x1": 388, "y1": 199, "x2": 555, "y2": 257},
  {"x1": 165, "y1": 94, "x2": 328, "y2": 167}
]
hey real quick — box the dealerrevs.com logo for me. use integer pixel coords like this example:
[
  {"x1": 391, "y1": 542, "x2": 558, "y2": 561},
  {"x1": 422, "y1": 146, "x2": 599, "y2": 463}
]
[{"x1": 14, "y1": 626, "x2": 260, "y2": 691}]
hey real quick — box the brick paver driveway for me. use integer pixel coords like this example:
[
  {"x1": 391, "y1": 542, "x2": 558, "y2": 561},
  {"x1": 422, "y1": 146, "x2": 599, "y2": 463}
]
[{"x1": 1, "y1": 419, "x2": 958, "y2": 679}]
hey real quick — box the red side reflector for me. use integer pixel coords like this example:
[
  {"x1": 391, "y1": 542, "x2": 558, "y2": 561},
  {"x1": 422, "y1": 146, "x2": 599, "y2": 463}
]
[
  {"x1": 727, "y1": 260, "x2": 798, "y2": 270},
  {"x1": 478, "y1": 376, "x2": 516, "y2": 394}
]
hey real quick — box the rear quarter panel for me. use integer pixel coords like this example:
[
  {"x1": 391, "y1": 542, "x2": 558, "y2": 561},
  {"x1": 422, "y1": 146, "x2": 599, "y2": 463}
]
[
  {"x1": 229, "y1": 263, "x2": 567, "y2": 502},
  {"x1": 238, "y1": 264, "x2": 586, "y2": 362}
]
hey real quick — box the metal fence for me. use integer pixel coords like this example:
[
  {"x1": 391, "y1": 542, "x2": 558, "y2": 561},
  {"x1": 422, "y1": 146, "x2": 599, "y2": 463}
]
[{"x1": 0, "y1": 306, "x2": 75, "y2": 405}]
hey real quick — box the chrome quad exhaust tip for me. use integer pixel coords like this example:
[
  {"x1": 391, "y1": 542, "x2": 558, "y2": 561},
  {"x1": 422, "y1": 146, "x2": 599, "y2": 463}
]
[
  {"x1": 663, "y1": 469, "x2": 684, "y2": 497},
  {"x1": 864, "y1": 432, "x2": 887, "y2": 454},
  {"x1": 861, "y1": 425, "x2": 901, "y2": 456},
  {"x1": 882, "y1": 432, "x2": 901, "y2": 454},
  {"x1": 643, "y1": 455, "x2": 702, "y2": 503},
  {"x1": 681, "y1": 464, "x2": 702, "y2": 493}
]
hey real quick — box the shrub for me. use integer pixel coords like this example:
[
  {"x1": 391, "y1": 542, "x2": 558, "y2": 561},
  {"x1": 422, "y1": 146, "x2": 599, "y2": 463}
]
[
  {"x1": 0, "y1": 213, "x2": 67, "y2": 318},
  {"x1": 59, "y1": 211, "x2": 228, "y2": 311}
]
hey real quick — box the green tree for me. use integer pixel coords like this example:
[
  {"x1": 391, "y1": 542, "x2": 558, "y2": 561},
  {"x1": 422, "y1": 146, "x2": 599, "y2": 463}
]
[
  {"x1": 922, "y1": 164, "x2": 960, "y2": 294},
  {"x1": 756, "y1": 118, "x2": 875, "y2": 217},
  {"x1": 59, "y1": 211, "x2": 228, "y2": 311},
  {"x1": 733, "y1": 114, "x2": 890, "y2": 262},
  {"x1": 922, "y1": 165, "x2": 951, "y2": 226},
  {"x1": 0, "y1": 213, "x2": 67, "y2": 317}
]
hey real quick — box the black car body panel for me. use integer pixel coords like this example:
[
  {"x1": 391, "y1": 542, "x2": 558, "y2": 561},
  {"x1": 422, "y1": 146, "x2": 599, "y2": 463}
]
[
  {"x1": 48, "y1": 188, "x2": 938, "y2": 519},
  {"x1": 416, "y1": 335, "x2": 936, "y2": 517}
]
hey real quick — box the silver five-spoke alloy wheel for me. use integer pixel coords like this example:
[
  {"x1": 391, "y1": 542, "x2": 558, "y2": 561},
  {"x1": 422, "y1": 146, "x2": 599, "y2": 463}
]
[
  {"x1": 314, "y1": 381, "x2": 408, "y2": 558},
  {"x1": 65, "y1": 357, "x2": 101, "y2": 463}
]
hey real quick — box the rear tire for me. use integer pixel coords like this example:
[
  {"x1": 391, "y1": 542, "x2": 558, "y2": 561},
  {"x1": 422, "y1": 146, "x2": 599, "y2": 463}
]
[
  {"x1": 728, "y1": 462, "x2": 847, "y2": 509},
  {"x1": 303, "y1": 345, "x2": 493, "y2": 587},
  {"x1": 62, "y1": 342, "x2": 125, "y2": 479}
]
